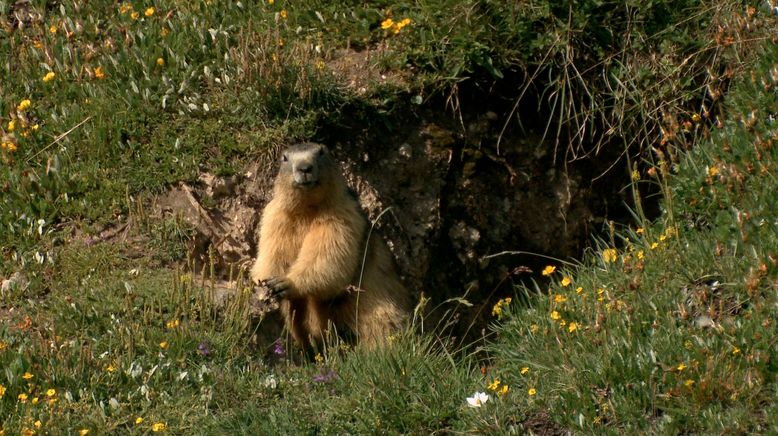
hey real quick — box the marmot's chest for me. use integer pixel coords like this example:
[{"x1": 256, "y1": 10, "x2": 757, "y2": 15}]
[
  {"x1": 277, "y1": 219, "x2": 310, "y2": 268},
  {"x1": 279, "y1": 211, "x2": 342, "y2": 268}
]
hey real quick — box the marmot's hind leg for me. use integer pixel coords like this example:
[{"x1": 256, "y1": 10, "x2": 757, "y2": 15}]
[{"x1": 282, "y1": 299, "x2": 311, "y2": 350}]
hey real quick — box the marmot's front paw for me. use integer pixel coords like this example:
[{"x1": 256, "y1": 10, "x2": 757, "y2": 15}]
[{"x1": 264, "y1": 276, "x2": 293, "y2": 299}]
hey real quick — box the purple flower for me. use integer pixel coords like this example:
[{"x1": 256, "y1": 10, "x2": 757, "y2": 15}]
[
  {"x1": 273, "y1": 341, "x2": 285, "y2": 357},
  {"x1": 313, "y1": 369, "x2": 337, "y2": 383},
  {"x1": 197, "y1": 341, "x2": 210, "y2": 357}
]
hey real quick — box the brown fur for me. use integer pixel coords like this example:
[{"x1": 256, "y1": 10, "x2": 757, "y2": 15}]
[{"x1": 250, "y1": 142, "x2": 411, "y2": 349}]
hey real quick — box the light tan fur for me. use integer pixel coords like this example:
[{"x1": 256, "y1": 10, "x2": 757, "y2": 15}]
[{"x1": 250, "y1": 143, "x2": 410, "y2": 349}]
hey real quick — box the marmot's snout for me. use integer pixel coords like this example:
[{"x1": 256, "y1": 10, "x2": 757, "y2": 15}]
[{"x1": 292, "y1": 158, "x2": 319, "y2": 187}]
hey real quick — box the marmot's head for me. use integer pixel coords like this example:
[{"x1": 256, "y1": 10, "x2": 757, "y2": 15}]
[{"x1": 275, "y1": 143, "x2": 342, "y2": 205}]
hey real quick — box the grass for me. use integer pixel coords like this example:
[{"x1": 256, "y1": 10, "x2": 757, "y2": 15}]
[
  {"x1": 489, "y1": 43, "x2": 778, "y2": 432},
  {"x1": 2, "y1": 0, "x2": 778, "y2": 433}
]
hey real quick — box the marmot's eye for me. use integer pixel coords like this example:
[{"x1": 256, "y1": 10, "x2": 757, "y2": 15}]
[{"x1": 282, "y1": 154, "x2": 288, "y2": 162}]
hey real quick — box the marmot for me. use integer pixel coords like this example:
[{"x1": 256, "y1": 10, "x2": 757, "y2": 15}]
[{"x1": 250, "y1": 142, "x2": 411, "y2": 349}]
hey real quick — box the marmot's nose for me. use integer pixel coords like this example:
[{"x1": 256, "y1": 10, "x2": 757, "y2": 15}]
[{"x1": 297, "y1": 163, "x2": 313, "y2": 174}]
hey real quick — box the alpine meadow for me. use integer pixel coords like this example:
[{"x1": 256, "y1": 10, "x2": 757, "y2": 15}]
[{"x1": 2, "y1": 0, "x2": 778, "y2": 433}]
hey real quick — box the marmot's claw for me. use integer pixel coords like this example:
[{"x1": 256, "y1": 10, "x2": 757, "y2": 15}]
[{"x1": 265, "y1": 276, "x2": 291, "y2": 299}]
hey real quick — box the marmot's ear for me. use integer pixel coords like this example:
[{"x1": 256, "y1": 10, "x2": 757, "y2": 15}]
[{"x1": 318, "y1": 145, "x2": 326, "y2": 156}]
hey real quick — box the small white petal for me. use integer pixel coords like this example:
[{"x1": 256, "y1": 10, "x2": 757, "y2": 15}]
[{"x1": 466, "y1": 392, "x2": 490, "y2": 408}]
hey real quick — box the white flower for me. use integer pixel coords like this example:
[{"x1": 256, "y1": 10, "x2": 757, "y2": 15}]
[{"x1": 466, "y1": 391, "x2": 490, "y2": 408}]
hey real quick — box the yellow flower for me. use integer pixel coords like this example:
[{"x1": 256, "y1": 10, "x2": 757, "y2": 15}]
[
  {"x1": 151, "y1": 422, "x2": 166, "y2": 432},
  {"x1": 31, "y1": 397, "x2": 39, "y2": 405},
  {"x1": 491, "y1": 298, "x2": 511, "y2": 318},
  {"x1": 33, "y1": 40, "x2": 42, "y2": 48},
  {"x1": 520, "y1": 367, "x2": 529, "y2": 375},
  {"x1": 46, "y1": 389, "x2": 56, "y2": 397},
  {"x1": 676, "y1": 363, "x2": 687, "y2": 371},
  {"x1": 268, "y1": 0, "x2": 274, "y2": 3},
  {"x1": 17, "y1": 99, "x2": 32, "y2": 111},
  {"x1": 0, "y1": 384, "x2": 5, "y2": 397},
  {"x1": 528, "y1": 388, "x2": 537, "y2": 396},
  {"x1": 568, "y1": 322, "x2": 577, "y2": 333},
  {"x1": 34, "y1": 421, "x2": 41, "y2": 429},
  {"x1": 707, "y1": 165, "x2": 719, "y2": 177},
  {"x1": 18, "y1": 393, "x2": 28, "y2": 402},
  {"x1": 314, "y1": 353, "x2": 323, "y2": 364},
  {"x1": 79, "y1": 430, "x2": 90, "y2": 436},
  {"x1": 156, "y1": 57, "x2": 165, "y2": 67},
  {"x1": 575, "y1": 286, "x2": 583, "y2": 294},
  {"x1": 559, "y1": 319, "x2": 566, "y2": 326},
  {"x1": 49, "y1": 24, "x2": 57, "y2": 34},
  {"x1": 381, "y1": 18, "x2": 394, "y2": 30},
  {"x1": 165, "y1": 319, "x2": 179, "y2": 329},
  {"x1": 487, "y1": 378, "x2": 500, "y2": 391},
  {"x1": 636, "y1": 227, "x2": 644, "y2": 234},
  {"x1": 631, "y1": 169, "x2": 640, "y2": 181},
  {"x1": 159, "y1": 341, "x2": 168, "y2": 349},
  {"x1": 530, "y1": 324, "x2": 539, "y2": 333},
  {"x1": 554, "y1": 294, "x2": 567, "y2": 303},
  {"x1": 636, "y1": 250, "x2": 644, "y2": 260},
  {"x1": 692, "y1": 113, "x2": 701, "y2": 123},
  {"x1": 732, "y1": 347, "x2": 741, "y2": 356},
  {"x1": 95, "y1": 66, "x2": 105, "y2": 79},
  {"x1": 7, "y1": 120, "x2": 14, "y2": 132},
  {"x1": 541, "y1": 265, "x2": 556, "y2": 276},
  {"x1": 161, "y1": 27, "x2": 169, "y2": 37},
  {"x1": 106, "y1": 363, "x2": 117, "y2": 373},
  {"x1": 650, "y1": 242, "x2": 659, "y2": 250},
  {"x1": 399, "y1": 18, "x2": 411, "y2": 27},
  {"x1": 22, "y1": 372, "x2": 34, "y2": 380},
  {"x1": 280, "y1": 9, "x2": 288, "y2": 19},
  {"x1": 561, "y1": 277, "x2": 572, "y2": 287},
  {"x1": 131, "y1": 11, "x2": 139, "y2": 20},
  {"x1": 550, "y1": 310, "x2": 560, "y2": 321},
  {"x1": 42, "y1": 72, "x2": 56, "y2": 82},
  {"x1": 684, "y1": 379, "x2": 695, "y2": 387},
  {"x1": 135, "y1": 417, "x2": 144, "y2": 425},
  {"x1": 602, "y1": 248, "x2": 618, "y2": 264},
  {"x1": 21, "y1": 429, "x2": 34, "y2": 436},
  {"x1": 145, "y1": 7, "x2": 154, "y2": 17},
  {"x1": 498, "y1": 385, "x2": 509, "y2": 396}
]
